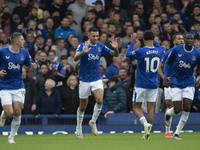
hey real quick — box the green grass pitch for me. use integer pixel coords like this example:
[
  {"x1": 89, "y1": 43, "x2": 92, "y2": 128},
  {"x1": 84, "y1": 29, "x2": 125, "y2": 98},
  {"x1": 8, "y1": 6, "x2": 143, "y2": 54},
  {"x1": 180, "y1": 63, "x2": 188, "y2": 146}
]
[{"x1": 0, "y1": 132, "x2": 199, "y2": 150}]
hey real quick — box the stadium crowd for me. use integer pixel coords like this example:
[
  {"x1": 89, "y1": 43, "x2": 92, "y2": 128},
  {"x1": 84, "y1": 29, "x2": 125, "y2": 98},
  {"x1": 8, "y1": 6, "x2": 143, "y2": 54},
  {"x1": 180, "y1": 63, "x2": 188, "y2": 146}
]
[{"x1": 0, "y1": 0, "x2": 200, "y2": 118}]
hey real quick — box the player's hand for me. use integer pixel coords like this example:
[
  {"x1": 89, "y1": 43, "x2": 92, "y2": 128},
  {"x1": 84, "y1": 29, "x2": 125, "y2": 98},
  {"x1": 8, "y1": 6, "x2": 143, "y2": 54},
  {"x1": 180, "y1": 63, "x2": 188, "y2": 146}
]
[
  {"x1": 163, "y1": 77, "x2": 170, "y2": 88},
  {"x1": 38, "y1": 24, "x2": 44, "y2": 30},
  {"x1": 30, "y1": 63, "x2": 37, "y2": 69},
  {"x1": 0, "y1": 70, "x2": 7, "y2": 77},
  {"x1": 82, "y1": 41, "x2": 91, "y2": 54},
  {"x1": 31, "y1": 104, "x2": 36, "y2": 112},
  {"x1": 131, "y1": 33, "x2": 137, "y2": 43},
  {"x1": 110, "y1": 38, "x2": 118, "y2": 49},
  {"x1": 54, "y1": 114, "x2": 59, "y2": 117},
  {"x1": 104, "y1": 111, "x2": 115, "y2": 119},
  {"x1": 35, "y1": 114, "x2": 40, "y2": 118}
]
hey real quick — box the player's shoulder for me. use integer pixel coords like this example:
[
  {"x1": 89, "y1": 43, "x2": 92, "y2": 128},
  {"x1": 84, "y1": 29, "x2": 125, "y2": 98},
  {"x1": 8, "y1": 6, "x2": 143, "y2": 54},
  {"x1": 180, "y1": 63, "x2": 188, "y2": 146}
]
[
  {"x1": 20, "y1": 48, "x2": 29, "y2": 54},
  {"x1": 0, "y1": 46, "x2": 9, "y2": 52}
]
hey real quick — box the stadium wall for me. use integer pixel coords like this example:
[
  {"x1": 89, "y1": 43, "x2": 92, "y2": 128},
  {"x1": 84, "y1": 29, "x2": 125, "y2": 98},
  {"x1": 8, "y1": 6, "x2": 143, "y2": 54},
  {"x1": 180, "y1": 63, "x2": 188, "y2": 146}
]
[{"x1": 0, "y1": 113, "x2": 200, "y2": 135}]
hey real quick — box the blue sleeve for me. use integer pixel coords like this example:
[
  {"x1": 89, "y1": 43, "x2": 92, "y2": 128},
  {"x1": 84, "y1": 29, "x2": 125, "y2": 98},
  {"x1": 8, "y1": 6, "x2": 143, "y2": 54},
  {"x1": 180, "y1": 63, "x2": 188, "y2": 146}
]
[
  {"x1": 164, "y1": 48, "x2": 176, "y2": 77},
  {"x1": 24, "y1": 50, "x2": 32, "y2": 66},
  {"x1": 125, "y1": 42, "x2": 138, "y2": 59},
  {"x1": 153, "y1": 41, "x2": 166, "y2": 52},
  {"x1": 72, "y1": 29, "x2": 76, "y2": 36},
  {"x1": 54, "y1": 28, "x2": 59, "y2": 39},
  {"x1": 101, "y1": 44, "x2": 111, "y2": 56},
  {"x1": 40, "y1": 28, "x2": 48, "y2": 43},
  {"x1": 105, "y1": 67, "x2": 112, "y2": 79},
  {"x1": 76, "y1": 43, "x2": 83, "y2": 53}
]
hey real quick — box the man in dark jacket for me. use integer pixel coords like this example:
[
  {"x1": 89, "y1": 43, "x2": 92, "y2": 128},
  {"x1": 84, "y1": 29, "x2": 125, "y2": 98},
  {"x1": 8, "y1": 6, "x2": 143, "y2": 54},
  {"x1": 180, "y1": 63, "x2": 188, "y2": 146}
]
[
  {"x1": 22, "y1": 67, "x2": 37, "y2": 114},
  {"x1": 104, "y1": 76, "x2": 127, "y2": 119}
]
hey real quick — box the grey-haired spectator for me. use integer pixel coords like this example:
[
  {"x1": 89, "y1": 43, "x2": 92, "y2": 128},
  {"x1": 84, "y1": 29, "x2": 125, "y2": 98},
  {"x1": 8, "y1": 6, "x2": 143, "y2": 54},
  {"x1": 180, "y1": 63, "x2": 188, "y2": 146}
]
[{"x1": 35, "y1": 78, "x2": 62, "y2": 117}]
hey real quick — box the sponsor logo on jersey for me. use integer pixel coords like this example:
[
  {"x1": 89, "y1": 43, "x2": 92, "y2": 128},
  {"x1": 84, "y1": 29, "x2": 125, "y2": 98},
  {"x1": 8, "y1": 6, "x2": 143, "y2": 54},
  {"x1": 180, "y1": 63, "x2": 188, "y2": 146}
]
[
  {"x1": 179, "y1": 61, "x2": 191, "y2": 68},
  {"x1": 8, "y1": 62, "x2": 20, "y2": 69},
  {"x1": 88, "y1": 54, "x2": 99, "y2": 60},
  {"x1": 6, "y1": 56, "x2": 10, "y2": 59}
]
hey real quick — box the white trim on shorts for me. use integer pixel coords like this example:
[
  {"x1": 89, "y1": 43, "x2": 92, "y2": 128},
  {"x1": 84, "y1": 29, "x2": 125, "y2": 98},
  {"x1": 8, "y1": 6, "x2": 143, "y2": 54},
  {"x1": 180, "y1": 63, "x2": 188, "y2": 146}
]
[
  {"x1": 170, "y1": 87, "x2": 195, "y2": 101},
  {"x1": 0, "y1": 89, "x2": 26, "y2": 106},
  {"x1": 79, "y1": 80, "x2": 103, "y2": 99},
  {"x1": 132, "y1": 87, "x2": 158, "y2": 103}
]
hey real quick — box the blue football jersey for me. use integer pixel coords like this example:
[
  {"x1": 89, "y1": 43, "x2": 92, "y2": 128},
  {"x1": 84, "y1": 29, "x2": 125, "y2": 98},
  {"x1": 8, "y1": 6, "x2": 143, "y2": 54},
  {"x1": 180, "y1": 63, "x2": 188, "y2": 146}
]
[
  {"x1": 76, "y1": 41, "x2": 111, "y2": 82},
  {"x1": 0, "y1": 47, "x2": 32, "y2": 90},
  {"x1": 165, "y1": 44, "x2": 200, "y2": 88},
  {"x1": 126, "y1": 41, "x2": 165, "y2": 89}
]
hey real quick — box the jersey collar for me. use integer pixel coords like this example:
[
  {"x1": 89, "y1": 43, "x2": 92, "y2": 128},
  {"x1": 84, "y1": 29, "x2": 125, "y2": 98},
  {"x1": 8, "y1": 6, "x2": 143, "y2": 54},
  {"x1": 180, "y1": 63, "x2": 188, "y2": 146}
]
[
  {"x1": 183, "y1": 44, "x2": 194, "y2": 53},
  {"x1": 88, "y1": 40, "x2": 97, "y2": 46},
  {"x1": 9, "y1": 46, "x2": 20, "y2": 53}
]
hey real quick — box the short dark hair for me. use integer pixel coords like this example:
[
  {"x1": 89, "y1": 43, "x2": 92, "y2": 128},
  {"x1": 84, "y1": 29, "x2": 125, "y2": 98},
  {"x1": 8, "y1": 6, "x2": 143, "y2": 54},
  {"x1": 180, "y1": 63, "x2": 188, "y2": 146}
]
[
  {"x1": 60, "y1": 55, "x2": 68, "y2": 60},
  {"x1": 89, "y1": 27, "x2": 99, "y2": 33},
  {"x1": 143, "y1": 30, "x2": 155, "y2": 41},
  {"x1": 172, "y1": 33, "x2": 183, "y2": 42},
  {"x1": 40, "y1": 62, "x2": 48, "y2": 68}
]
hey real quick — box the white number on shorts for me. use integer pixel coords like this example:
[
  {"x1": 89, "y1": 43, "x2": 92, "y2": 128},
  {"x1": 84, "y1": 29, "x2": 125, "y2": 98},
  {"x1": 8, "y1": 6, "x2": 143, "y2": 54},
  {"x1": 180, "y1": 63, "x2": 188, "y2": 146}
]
[{"x1": 144, "y1": 57, "x2": 160, "y2": 72}]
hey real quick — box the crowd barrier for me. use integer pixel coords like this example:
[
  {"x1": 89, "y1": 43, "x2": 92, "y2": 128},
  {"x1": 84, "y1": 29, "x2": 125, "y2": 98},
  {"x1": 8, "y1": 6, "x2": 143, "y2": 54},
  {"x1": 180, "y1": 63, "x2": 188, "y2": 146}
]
[{"x1": 0, "y1": 113, "x2": 200, "y2": 135}]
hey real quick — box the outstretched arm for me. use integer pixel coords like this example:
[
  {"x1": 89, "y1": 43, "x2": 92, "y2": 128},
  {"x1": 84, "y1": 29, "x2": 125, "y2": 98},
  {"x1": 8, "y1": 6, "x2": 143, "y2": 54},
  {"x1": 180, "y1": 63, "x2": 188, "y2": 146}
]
[
  {"x1": 109, "y1": 38, "x2": 119, "y2": 57},
  {"x1": 126, "y1": 33, "x2": 137, "y2": 58},
  {"x1": 74, "y1": 42, "x2": 91, "y2": 61}
]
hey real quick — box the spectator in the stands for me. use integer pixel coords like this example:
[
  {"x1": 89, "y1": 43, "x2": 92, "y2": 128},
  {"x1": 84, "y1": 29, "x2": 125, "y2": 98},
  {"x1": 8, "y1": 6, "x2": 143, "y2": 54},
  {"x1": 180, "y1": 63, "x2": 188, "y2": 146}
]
[
  {"x1": 55, "y1": 37, "x2": 68, "y2": 61},
  {"x1": 22, "y1": 67, "x2": 37, "y2": 114},
  {"x1": 105, "y1": 55, "x2": 122, "y2": 79},
  {"x1": 57, "y1": 75, "x2": 79, "y2": 114},
  {"x1": 35, "y1": 78, "x2": 62, "y2": 117},
  {"x1": 35, "y1": 63, "x2": 50, "y2": 92},
  {"x1": 67, "y1": 0, "x2": 88, "y2": 27},
  {"x1": 104, "y1": 76, "x2": 127, "y2": 119},
  {"x1": 54, "y1": 17, "x2": 76, "y2": 40},
  {"x1": 12, "y1": 0, "x2": 30, "y2": 22}
]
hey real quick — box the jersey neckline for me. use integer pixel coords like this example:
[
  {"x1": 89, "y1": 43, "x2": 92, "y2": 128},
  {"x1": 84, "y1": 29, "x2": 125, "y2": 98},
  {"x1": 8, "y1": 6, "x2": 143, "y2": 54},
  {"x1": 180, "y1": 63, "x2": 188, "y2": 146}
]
[
  {"x1": 9, "y1": 46, "x2": 20, "y2": 54},
  {"x1": 183, "y1": 44, "x2": 194, "y2": 53}
]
